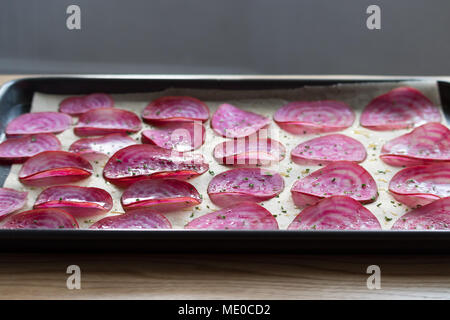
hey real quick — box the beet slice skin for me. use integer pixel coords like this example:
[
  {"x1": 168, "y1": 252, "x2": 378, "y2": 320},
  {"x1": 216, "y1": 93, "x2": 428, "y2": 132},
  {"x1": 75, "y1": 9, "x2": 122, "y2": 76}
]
[
  {"x1": 273, "y1": 100, "x2": 355, "y2": 135},
  {"x1": 34, "y1": 186, "x2": 113, "y2": 218},
  {"x1": 19, "y1": 151, "x2": 93, "y2": 187},
  {"x1": 207, "y1": 168, "x2": 284, "y2": 207},
  {"x1": 391, "y1": 197, "x2": 450, "y2": 230},
  {"x1": 142, "y1": 96, "x2": 210, "y2": 124},
  {"x1": 74, "y1": 108, "x2": 142, "y2": 137},
  {"x1": 1, "y1": 208, "x2": 78, "y2": 229},
  {"x1": 6, "y1": 112, "x2": 72, "y2": 137},
  {"x1": 0, "y1": 134, "x2": 62, "y2": 163},
  {"x1": 213, "y1": 137, "x2": 286, "y2": 166},
  {"x1": 59, "y1": 93, "x2": 114, "y2": 116},
  {"x1": 360, "y1": 87, "x2": 441, "y2": 131},
  {"x1": 0, "y1": 188, "x2": 27, "y2": 220},
  {"x1": 288, "y1": 196, "x2": 381, "y2": 230},
  {"x1": 103, "y1": 144, "x2": 209, "y2": 188},
  {"x1": 291, "y1": 134, "x2": 366, "y2": 165},
  {"x1": 90, "y1": 209, "x2": 172, "y2": 229},
  {"x1": 380, "y1": 122, "x2": 450, "y2": 167},
  {"x1": 291, "y1": 161, "x2": 378, "y2": 206},
  {"x1": 211, "y1": 104, "x2": 271, "y2": 138}
]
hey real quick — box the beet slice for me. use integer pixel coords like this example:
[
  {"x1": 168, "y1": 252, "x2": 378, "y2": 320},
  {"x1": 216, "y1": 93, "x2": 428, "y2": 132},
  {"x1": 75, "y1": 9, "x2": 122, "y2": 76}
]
[
  {"x1": 90, "y1": 209, "x2": 172, "y2": 229},
  {"x1": 59, "y1": 93, "x2": 114, "y2": 116},
  {"x1": 207, "y1": 168, "x2": 284, "y2": 207},
  {"x1": 34, "y1": 186, "x2": 113, "y2": 218},
  {"x1": 19, "y1": 151, "x2": 93, "y2": 187},
  {"x1": 103, "y1": 144, "x2": 209, "y2": 187},
  {"x1": 0, "y1": 134, "x2": 62, "y2": 163},
  {"x1": 391, "y1": 197, "x2": 450, "y2": 230},
  {"x1": 360, "y1": 87, "x2": 441, "y2": 131},
  {"x1": 0, "y1": 188, "x2": 27, "y2": 220},
  {"x1": 142, "y1": 96, "x2": 209, "y2": 124},
  {"x1": 274, "y1": 100, "x2": 355, "y2": 135},
  {"x1": 211, "y1": 104, "x2": 270, "y2": 138},
  {"x1": 213, "y1": 137, "x2": 286, "y2": 166},
  {"x1": 141, "y1": 122, "x2": 205, "y2": 152},
  {"x1": 121, "y1": 179, "x2": 201, "y2": 212},
  {"x1": 6, "y1": 112, "x2": 72, "y2": 137},
  {"x1": 380, "y1": 122, "x2": 450, "y2": 167},
  {"x1": 1, "y1": 208, "x2": 78, "y2": 229},
  {"x1": 288, "y1": 196, "x2": 381, "y2": 230},
  {"x1": 291, "y1": 161, "x2": 378, "y2": 206},
  {"x1": 74, "y1": 108, "x2": 142, "y2": 137}
]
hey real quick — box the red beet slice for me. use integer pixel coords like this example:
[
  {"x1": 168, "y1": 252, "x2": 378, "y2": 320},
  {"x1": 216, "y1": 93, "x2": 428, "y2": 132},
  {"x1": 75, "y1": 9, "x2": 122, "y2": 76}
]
[
  {"x1": 274, "y1": 100, "x2": 355, "y2": 135},
  {"x1": 90, "y1": 209, "x2": 172, "y2": 229},
  {"x1": 287, "y1": 196, "x2": 381, "y2": 230},
  {"x1": 213, "y1": 137, "x2": 286, "y2": 166},
  {"x1": 142, "y1": 96, "x2": 209, "y2": 124},
  {"x1": 6, "y1": 112, "x2": 72, "y2": 137},
  {"x1": 211, "y1": 104, "x2": 270, "y2": 138},
  {"x1": 141, "y1": 122, "x2": 205, "y2": 152},
  {"x1": 19, "y1": 151, "x2": 93, "y2": 187},
  {"x1": 391, "y1": 197, "x2": 450, "y2": 230},
  {"x1": 1, "y1": 208, "x2": 78, "y2": 229},
  {"x1": 185, "y1": 202, "x2": 278, "y2": 230},
  {"x1": 74, "y1": 108, "x2": 142, "y2": 136},
  {"x1": 291, "y1": 161, "x2": 378, "y2": 206},
  {"x1": 0, "y1": 134, "x2": 61, "y2": 163},
  {"x1": 360, "y1": 87, "x2": 441, "y2": 131},
  {"x1": 34, "y1": 186, "x2": 113, "y2": 218},
  {"x1": 59, "y1": 93, "x2": 114, "y2": 116},
  {"x1": 291, "y1": 134, "x2": 366, "y2": 165},
  {"x1": 121, "y1": 179, "x2": 201, "y2": 212},
  {"x1": 207, "y1": 168, "x2": 284, "y2": 207},
  {"x1": 380, "y1": 123, "x2": 450, "y2": 167},
  {"x1": 103, "y1": 145, "x2": 209, "y2": 188},
  {"x1": 0, "y1": 188, "x2": 27, "y2": 220}
]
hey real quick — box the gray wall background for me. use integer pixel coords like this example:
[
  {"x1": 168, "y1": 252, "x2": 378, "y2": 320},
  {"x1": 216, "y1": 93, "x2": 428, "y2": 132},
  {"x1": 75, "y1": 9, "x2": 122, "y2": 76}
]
[{"x1": 0, "y1": 0, "x2": 449, "y2": 75}]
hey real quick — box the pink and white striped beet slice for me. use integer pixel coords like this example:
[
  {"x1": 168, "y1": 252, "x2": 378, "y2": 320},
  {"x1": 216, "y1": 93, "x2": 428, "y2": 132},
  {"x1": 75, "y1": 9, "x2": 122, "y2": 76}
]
[
  {"x1": 273, "y1": 100, "x2": 355, "y2": 135},
  {"x1": 90, "y1": 209, "x2": 172, "y2": 229},
  {"x1": 291, "y1": 134, "x2": 366, "y2": 165},
  {"x1": 74, "y1": 108, "x2": 142, "y2": 137},
  {"x1": 0, "y1": 188, "x2": 27, "y2": 220},
  {"x1": 34, "y1": 186, "x2": 113, "y2": 218},
  {"x1": 1, "y1": 208, "x2": 78, "y2": 229},
  {"x1": 287, "y1": 196, "x2": 381, "y2": 230},
  {"x1": 5, "y1": 112, "x2": 72, "y2": 137},
  {"x1": 59, "y1": 93, "x2": 114, "y2": 116},
  {"x1": 185, "y1": 202, "x2": 278, "y2": 230},
  {"x1": 207, "y1": 168, "x2": 284, "y2": 207},
  {"x1": 121, "y1": 179, "x2": 201, "y2": 212},
  {"x1": 361, "y1": 87, "x2": 441, "y2": 131},
  {"x1": 0, "y1": 134, "x2": 61, "y2": 163},
  {"x1": 380, "y1": 122, "x2": 450, "y2": 167},
  {"x1": 291, "y1": 161, "x2": 378, "y2": 206}
]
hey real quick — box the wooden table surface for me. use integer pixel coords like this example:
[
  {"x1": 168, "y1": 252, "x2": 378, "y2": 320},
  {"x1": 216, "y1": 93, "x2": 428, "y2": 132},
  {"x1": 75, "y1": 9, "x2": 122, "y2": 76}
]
[{"x1": 0, "y1": 75, "x2": 449, "y2": 300}]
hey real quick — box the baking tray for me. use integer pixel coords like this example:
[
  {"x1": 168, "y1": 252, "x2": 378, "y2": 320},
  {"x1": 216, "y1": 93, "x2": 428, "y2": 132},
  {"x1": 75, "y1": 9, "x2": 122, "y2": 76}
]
[{"x1": 1, "y1": 75, "x2": 450, "y2": 253}]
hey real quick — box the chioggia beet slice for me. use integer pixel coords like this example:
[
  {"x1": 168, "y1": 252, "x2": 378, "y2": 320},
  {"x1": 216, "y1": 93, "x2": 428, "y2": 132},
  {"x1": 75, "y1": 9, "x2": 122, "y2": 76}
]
[
  {"x1": 291, "y1": 134, "x2": 366, "y2": 165},
  {"x1": 59, "y1": 93, "x2": 114, "y2": 116},
  {"x1": 0, "y1": 188, "x2": 27, "y2": 220},
  {"x1": 287, "y1": 196, "x2": 381, "y2": 230},
  {"x1": 380, "y1": 122, "x2": 450, "y2": 167},
  {"x1": 273, "y1": 100, "x2": 355, "y2": 134},
  {"x1": 391, "y1": 197, "x2": 450, "y2": 230},
  {"x1": 291, "y1": 161, "x2": 378, "y2": 206},
  {"x1": 389, "y1": 163, "x2": 450, "y2": 208},
  {"x1": 142, "y1": 96, "x2": 210, "y2": 124},
  {"x1": 1, "y1": 208, "x2": 78, "y2": 229},
  {"x1": 74, "y1": 108, "x2": 142, "y2": 136},
  {"x1": 103, "y1": 144, "x2": 209, "y2": 188},
  {"x1": 90, "y1": 209, "x2": 172, "y2": 229},
  {"x1": 121, "y1": 179, "x2": 201, "y2": 212},
  {"x1": 0, "y1": 134, "x2": 61, "y2": 163},
  {"x1": 360, "y1": 87, "x2": 441, "y2": 131},
  {"x1": 185, "y1": 202, "x2": 278, "y2": 230},
  {"x1": 34, "y1": 186, "x2": 113, "y2": 218},
  {"x1": 211, "y1": 104, "x2": 271, "y2": 138},
  {"x1": 207, "y1": 168, "x2": 284, "y2": 207},
  {"x1": 19, "y1": 151, "x2": 93, "y2": 187},
  {"x1": 6, "y1": 112, "x2": 72, "y2": 137}
]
